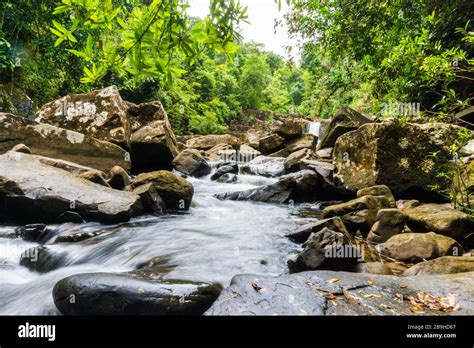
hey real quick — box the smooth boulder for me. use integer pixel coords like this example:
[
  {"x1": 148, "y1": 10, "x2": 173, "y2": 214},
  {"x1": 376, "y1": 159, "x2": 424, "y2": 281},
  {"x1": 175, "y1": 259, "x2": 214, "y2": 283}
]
[
  {"x1": 52, "y1": 272, "x2": 222, "y2": 315},
  {"x1": 240, "y1": 156, "x2": 285, "y2": 177},
  {"x1": 403, "y1": 256, "x2": 474, "y2": 276},
  {"x1": 376, "y1": 232, "x2": 464, "y2": 264}
]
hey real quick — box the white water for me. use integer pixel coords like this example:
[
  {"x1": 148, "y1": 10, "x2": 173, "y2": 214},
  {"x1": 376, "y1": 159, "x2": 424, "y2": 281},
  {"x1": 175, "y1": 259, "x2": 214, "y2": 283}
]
[
  {"x1": 306, "y1": 121, "x2": 321, "y2": 138},
  {"x1": 0, "y1": 170, "x2": 309, "y2": 314}
]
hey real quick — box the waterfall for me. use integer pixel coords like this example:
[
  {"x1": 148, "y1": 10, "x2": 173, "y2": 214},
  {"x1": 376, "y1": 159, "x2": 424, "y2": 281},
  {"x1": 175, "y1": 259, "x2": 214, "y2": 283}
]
[{"x1": 306, "y1": 121, "x2": 321, "y2": 142}]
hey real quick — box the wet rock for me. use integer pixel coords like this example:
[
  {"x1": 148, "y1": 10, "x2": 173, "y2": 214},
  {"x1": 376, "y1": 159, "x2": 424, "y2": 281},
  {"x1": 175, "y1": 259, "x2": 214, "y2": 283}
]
[
  {"x1": 0, "y1": 112, "x2": 130, "y2": 173},
  {"x1": 287, "y1": 216, "x2": 348, "y2": 243},
  {"x1": 288, "y1": 228, "x2": 361, "y2": 273},
  {"x1": 15, "y1": 224, "x2": 47, "y2": 242},
  {"x1": 357, "y1": 185, "x2": 396, "y2": 207},
  {"x1": 20, "y1": 246, "x2": 69, "y2": 273},
  {"x1": 284, "y1": 148, "x2": 315, "y2": 173},
  {"x1": 239, "y1": 144, "x2": 261, "y2": 158},
  {"x1": 367, "y1": 209, "x2": 406, "y2": 243},
  {"x1": 333, "y1": 121, "x2": 463, "y2": 199},
  {"x1": 240, "y1": 156, "x2": 285, "y2": 177},
  {"x1": 131, "y1": 171, "x2": 193, "y2": 210},
  {"x1": 133, "y1": 183, "x2": 165, "y2": 213},
  {"x1": 322, "y1": 195, "x2": 393, "y2": 235},
  {"x1": 186, "y1": 134, "x2": 240, "y2": 151},
  {"x1": 259, "y1": 134, "x2": 285, "y2": 154},
  {"x1": 0, "y1": 152, "x2": 142, "y2": 224},
  {"x1": 211, "y1": 164, "x2": 238, "y2": 181},
  {"x1": 275, "y1": 120, "x2": 304, "y2": 140},
  {"x1": 11, "y1": 143, "x2": 31, "y2": 154},
  {"x1": 57, "y1": 211, "x2": 85, "y2": 223},
  {"x1": 205, "y1": 270, "x2": 474, "y2": 315},
  {"x1": 215, "y1": 173, "x2": 237, "y2": 183},
  {"x1": 402, "y1": 203, "x2": 474, "y2": 246},
  {"x1": 318, "y1": 108, "x2": 372, "y2": 150},
  {"x1": 52, "y1": 272, "x2": 222, "y2": 315},
  {"x1": 172, "y1": 149, "x2": 211, "y2": 178},
  {"x1": 376, "y1": 232, "x2": 464, "y2": 264},
  {"x1": 78, "y1": 170, "x2": 110, "y2": 188},
  {"x1": 214, "y1": 170, "x2": 321, "y2": 204},
  {"x1": 107, "y1": 166, "x2": 131, "y2": 190}
]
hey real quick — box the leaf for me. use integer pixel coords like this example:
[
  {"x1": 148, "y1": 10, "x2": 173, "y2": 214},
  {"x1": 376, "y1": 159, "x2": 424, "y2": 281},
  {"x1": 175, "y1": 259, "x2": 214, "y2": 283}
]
[
  {"x1": 323, "y1": 293, "x2": 337, "y2": 300},
  {"x1": 328, "y1": 278, "x2": 340, "y2": 284}
]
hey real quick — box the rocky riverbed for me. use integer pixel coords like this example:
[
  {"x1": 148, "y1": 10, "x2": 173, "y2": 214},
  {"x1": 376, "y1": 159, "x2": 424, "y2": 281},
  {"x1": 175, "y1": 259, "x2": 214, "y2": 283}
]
[{"x1": 1, "y1": 86, "x2": 474, "y2": 316}]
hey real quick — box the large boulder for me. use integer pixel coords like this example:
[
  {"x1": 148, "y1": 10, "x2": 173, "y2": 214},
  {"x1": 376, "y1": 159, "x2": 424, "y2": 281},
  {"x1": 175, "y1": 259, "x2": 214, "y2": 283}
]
[
  {"x1": 205, "y1": 270, "x2": 474, "y2": 315},
  {"x1": 333, "y1": 121, "x2": 464, "y2": 199},
  {"x1": 402, "y1": 203, "x2": 474, "y2": 246},
  {"x1": 214, "y1": 170, "x2": 321, "y2": 204},
  {"x1": 318, "y1": 108, "x2": 372, "y2": 150},
  {"x1": 240, "y1": 156, "x2": 285, "y2": 177},
  {"x1": 52, "y1": 272, "x2": 222, "y2": 315},
  {"x1": 269, "y1": 134, "x2": 317, "y2": 158},
  {"x1": 0, "y1": 152, "x2": 142, "y2": 224},
  {"x1": 172, "y1": 149, "x2": 211, "y2": 177},
  {"x1": 0, "y1": 112, "x2": 130, "y2": 172},
  {"x1": 288, "y1": 228, "x2": 361, "y2": 273},
  {"x1": 403, "y1": 256, "x2": 474, "y2": 276},
  {"x1": 130, "y1": 171, "x2": 194, "y2": 210},
  {"x1": 186, "y1": 134, "x2": 241, "y2": 151},
  {"x1": 284, "y1": 148, "x2": 315, "y2": 173},
  {"x1": 35, "y1": 86, "x2": 179, "y2": 173},
  {"x1": 377, "y1": 232, "x2": 464, "y2": 264}
]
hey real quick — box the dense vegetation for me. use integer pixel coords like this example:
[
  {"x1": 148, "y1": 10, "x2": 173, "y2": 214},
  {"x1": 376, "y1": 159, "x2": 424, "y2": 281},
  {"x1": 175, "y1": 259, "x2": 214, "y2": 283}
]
[{"x1": 1, "y1": 0, "x2": 473, "y2": 133}]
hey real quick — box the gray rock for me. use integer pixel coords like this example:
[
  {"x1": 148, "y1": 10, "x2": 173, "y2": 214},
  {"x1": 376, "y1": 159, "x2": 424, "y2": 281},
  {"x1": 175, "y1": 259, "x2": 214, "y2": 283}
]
[
  {"x1": 367, "y1": 208, "x2": 406, "y2": 243},
  {"x1": 403, "y1": 256, "x2": 474, "y2": 276},
  {"x1": 240, "y1": 156, "x2": 285, "y2": 177},
  {"x1": 20, "y1": 246, "x2": 69, "y2": 273},
  {"x1": 173, "y1": 149, "x2": 211, "y2": 178},
  {"x1": 0, "y1": 152, "x2": 142, "y2": 224},
  {"x1": 53, "y1": 272, "x2": 222, "y2": 315},
  {"x1": 214, "y1": 170, "x2": 321, "y2": 204},
  {"x1": 205, "y1": 270, "x2": 474, "y2": 315},
  {"x1": 287, "y1": 216, "x2": 348, "y2": 243}
]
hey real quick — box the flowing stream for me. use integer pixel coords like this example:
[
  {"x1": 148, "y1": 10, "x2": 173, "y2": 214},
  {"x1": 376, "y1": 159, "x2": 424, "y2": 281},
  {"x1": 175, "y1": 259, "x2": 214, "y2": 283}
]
[{"x1": 0, "y1": 168, "x2": 311, "y2": 315}]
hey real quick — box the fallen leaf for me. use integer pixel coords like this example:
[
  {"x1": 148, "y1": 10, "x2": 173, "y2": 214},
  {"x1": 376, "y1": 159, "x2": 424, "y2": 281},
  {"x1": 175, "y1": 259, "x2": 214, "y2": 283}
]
[
  {"x1": 363, "y1": 293, "x2": 382, "y2": 298},
  {"x1": 251, "y1": 282, "x2": 264, "y2": 293},
  {"x1": 328, "y1": 278, "x2": 340, "y2": 284},
  {"x1": 367, "y1": 280, "x2": 374, "y2": 286},
  {"x1": 323, "y1": 293, "x2": 337, "y2": 300}
]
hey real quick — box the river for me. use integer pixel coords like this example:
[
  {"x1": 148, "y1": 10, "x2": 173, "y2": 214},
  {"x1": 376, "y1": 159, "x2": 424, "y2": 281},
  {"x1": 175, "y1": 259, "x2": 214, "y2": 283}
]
[{"x1": 0, "y1": 167, "x2": 311, "y2": 314}]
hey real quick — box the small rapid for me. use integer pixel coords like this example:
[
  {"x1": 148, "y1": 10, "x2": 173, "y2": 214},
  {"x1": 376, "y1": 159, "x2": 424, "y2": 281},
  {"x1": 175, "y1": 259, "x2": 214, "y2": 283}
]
[{"x1": 0, "y1": 168, "x2": 309, "y2": 314}]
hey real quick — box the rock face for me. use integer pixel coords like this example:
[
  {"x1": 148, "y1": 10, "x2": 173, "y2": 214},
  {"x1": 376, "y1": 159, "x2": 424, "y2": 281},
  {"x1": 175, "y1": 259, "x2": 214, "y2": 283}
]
[
  {"x1": 318, "y1": 108, "x2": 372, "y2": 150},
  {"x1": 214, "y1": 170, "x2": 321, "y2": 204},
  {"x1": 130, "y1": 171, "x2": 194, "y2": 210},
  {"x1": 403, "y1": 256, "x2": 474, "y2": 276},
  {"x1": 288, "y1": 228, "x2": 360, "y2": 272},
  {"x1": 367, "y1": 209, "x2": 406, "y2": 243},
  {"x1": 205, "y1": 270, "x2": 474, "y2": 315},
  {"x1": 0, "y1": 112, "x2": 130, "y2": 173},
  {"x1": 287, "y1": 216, "x2": 348, "y2": 243},
  {"x1": 172, "y1": 149, "x2": 211, "y2": 178},
  {"x1": 333, "y1": 121, "x2": 463, "y2": 199},
  {"x1": 0, "y1": 152, "x2": 142, "y2": 224},
  {"x1": 186, "y1": 134, "x2": 241, "y2": 151},
  {"x1": 35, "y1": 86, "x2": 179, "y2": 173},
  {"x1": 52, "y1": 272, "x2": 222, "y2": 315},
  {"x1": 377, "y1": 232, "x2": 463, "y2": 263},
  {"x1": 240, "y1": 156, "x2": 285, "y2": 177},
  {"x1": 402, "y1": 203, "x2": 474, "y2": 246}
]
